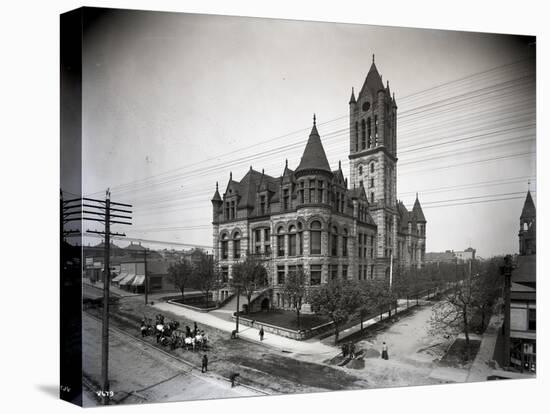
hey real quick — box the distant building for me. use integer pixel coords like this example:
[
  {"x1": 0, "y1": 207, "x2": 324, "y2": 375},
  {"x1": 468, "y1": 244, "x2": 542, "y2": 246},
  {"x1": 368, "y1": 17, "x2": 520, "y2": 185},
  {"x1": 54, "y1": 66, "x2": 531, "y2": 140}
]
[
  {"x1": 425, "y1": 247, "x2": 476, "y2": 265},
  {"x1": 425, "y1": 250, "x2": 456, "y2": 265},
  {"x1": 455, "y1": 247, "x2": 476, "y2": 262}
]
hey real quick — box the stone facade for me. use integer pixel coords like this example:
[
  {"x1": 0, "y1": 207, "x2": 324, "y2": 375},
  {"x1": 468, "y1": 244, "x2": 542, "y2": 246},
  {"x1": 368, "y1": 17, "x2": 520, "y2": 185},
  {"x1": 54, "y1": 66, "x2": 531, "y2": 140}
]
[{"x1": 211, "y1": 58, "x2": 426, "y2": 310}]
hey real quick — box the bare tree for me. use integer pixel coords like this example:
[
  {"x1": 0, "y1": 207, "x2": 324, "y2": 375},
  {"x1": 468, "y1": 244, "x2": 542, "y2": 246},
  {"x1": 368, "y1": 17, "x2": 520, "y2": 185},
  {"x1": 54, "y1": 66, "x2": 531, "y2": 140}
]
[
  {"x1": 309, "y1": 279, "x2": 361, "y2": 344},
  {"x1": 231, "y1": 254, "x2": 267, "y2": 314},
  {"x1": 282, "y1": 267, "x2": 307, "y2": 328},
  {"x1": 429, "y1": 265, "x2": 477, "y2": 361},
  {"x1": 167, "y1": 259, "x2": 193, "y2": 301},
  {"x1": 192, "y1": 251, "x2": 219, "y2": 306}
]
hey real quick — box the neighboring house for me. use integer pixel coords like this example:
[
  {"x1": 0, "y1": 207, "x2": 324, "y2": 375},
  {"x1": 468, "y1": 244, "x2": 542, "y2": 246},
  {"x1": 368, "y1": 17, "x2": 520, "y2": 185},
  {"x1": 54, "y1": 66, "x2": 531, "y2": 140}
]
[
  {"x1": 211, "y1": 59, "x2": 427, "y2": 310},
  {"x1": 509, "y1": 191, "x2": 536, "y2": 373},
  {"x1": 425, "y1": 250, "x2": 457, "y2": 265}
]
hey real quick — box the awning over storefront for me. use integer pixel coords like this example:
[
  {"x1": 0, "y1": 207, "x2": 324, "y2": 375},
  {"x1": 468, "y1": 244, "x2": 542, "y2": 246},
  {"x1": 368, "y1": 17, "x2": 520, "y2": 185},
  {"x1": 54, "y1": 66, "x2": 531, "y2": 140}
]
[
  {"x1": 131, "y1": 275, "x2": 145, "y2": 286},
  {"x1": 119, "y1": 273, "x2": 136, "y2": 286},
  {"x1": 112, "y1": 272, "x2": 128, "y2": 283}
]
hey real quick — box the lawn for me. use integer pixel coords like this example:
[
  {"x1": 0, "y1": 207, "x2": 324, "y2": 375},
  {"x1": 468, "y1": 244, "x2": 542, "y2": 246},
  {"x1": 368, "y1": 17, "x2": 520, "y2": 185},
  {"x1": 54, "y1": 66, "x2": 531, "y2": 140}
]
[
  {"x1": 171, "y1": 297, "x2": 217, "y2": 309},
  {"x1": 439, "y1": 338, "x2": 481, "y2": 367},
  {"x1": 241, "y1": 309, "x2": 330, "y2": 331}
]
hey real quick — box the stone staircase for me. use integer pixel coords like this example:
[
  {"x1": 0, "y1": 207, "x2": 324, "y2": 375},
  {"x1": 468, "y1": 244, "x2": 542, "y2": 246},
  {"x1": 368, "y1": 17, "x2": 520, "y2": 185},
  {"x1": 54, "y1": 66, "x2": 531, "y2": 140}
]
[{"x1": 217, "y1": 287, "x2": 272, "y2": 313}]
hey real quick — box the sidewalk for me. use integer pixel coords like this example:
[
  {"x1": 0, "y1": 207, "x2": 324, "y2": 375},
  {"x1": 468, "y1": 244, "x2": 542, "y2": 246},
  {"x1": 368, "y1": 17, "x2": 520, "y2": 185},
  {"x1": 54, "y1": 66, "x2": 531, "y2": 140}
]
[
  {"x1": 466, "y1": 312, "x2": 504, "y2": 382},
  {"x1": 153, "y1": 302, "x2": 337, "y2": 357},
  {"x1": 322, "y1": 298, "x2": 431, "y2": 344},
  {"x1": 83, "y1": 279, "x2": 139, "y2": 298}
]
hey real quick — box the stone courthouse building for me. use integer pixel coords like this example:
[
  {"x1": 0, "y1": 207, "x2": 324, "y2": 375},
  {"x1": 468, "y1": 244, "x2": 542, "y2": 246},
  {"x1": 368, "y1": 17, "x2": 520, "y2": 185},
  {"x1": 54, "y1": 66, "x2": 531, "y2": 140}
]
[{"x1": 211, "y1": 59, "x2": 426, "y2": 308}]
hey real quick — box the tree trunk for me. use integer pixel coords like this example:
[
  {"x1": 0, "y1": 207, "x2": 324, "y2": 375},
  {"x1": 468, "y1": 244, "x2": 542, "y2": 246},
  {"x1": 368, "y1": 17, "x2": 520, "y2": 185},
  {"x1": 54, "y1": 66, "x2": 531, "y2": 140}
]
[
  {"x1": 463, "y1": 307, "x2": 471, "y2": 362},
  {"x1": 333, "y1": 323, "x2": 339, "y2": 345},
  {"x1": 296, "y1": 307, "x2": 301, "y2": 328},
  {"x1": 247, "y1": 295, "x2": 252, "y2": 314},
  {"x1": 181, "y1": 285, "x2": 185, "y2": 302}
]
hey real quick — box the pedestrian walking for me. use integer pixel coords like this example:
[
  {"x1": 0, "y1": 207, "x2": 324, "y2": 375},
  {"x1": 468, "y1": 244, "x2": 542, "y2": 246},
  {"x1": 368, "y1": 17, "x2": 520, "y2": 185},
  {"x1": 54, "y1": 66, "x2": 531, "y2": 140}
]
[
  {"x1": 259, "y1": 326, "x2": 264, "y2": 341},
  {"x1": 201, "y1": 354, "x2": 208, "y2": 373},
  {"x1": 349, "y1": 342, "x2": 356, "y2": 359},
  {"x1": 230, "y1": 372, "x2": 240, "y2": 387},
  {"x1": 381, "y1": 342, "x2": 389, "y2": 360}
]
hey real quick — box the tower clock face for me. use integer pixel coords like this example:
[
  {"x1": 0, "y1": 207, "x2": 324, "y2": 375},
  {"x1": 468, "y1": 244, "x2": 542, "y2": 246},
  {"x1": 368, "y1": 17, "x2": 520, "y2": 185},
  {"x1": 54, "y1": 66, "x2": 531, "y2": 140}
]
[{"x1": 362, "y1": 101, "x2": 371, "y2": 112}]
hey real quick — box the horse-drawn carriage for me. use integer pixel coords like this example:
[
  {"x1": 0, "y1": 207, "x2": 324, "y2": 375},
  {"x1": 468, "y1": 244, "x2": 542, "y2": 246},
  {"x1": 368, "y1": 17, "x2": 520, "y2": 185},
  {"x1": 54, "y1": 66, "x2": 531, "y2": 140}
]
[{"x1": 140, "y1": 314, "x2": 209, "y2": 351}]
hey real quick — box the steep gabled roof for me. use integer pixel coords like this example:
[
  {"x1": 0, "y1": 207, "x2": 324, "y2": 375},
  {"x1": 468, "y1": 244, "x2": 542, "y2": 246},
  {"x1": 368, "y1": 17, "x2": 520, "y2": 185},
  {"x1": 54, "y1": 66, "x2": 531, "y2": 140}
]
[
  {"x1": 397, "y1": 201, "x2": 410, "y2": 231},
  {"x1": 520, "y1": 190, "x2": 536, "y2": 220},
  {"x1": 237, "y1": 168, "x2": 264, "y2": 208},
  {"x1": 295, "y1": 119, "x2": 331, "y2": 173}
]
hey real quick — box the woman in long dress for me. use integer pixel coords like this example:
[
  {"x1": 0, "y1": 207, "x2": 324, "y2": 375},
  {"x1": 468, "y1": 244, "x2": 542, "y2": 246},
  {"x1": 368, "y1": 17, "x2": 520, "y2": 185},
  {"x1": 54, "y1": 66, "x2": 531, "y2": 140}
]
[{"x1": 381, "y1": 342, "x2": 389, "y2": 360}]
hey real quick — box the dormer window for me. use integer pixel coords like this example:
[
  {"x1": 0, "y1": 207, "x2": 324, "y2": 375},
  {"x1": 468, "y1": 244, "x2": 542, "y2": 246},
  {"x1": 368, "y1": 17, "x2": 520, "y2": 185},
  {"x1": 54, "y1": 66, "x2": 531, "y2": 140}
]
[
  {"x1": 260, "y1": 195, "x2": 266, "y2": 215},
  {"x1": 283, "y1": 188, "x2": 290, "y2": 210}
]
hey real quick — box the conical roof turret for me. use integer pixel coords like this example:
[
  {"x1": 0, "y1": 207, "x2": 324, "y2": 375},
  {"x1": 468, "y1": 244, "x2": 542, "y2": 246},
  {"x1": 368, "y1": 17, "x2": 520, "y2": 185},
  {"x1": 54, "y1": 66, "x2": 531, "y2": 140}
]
[
  {"x1": 412, "y1": 193, "x2": 426, "y2": 222},
  {"x1": 520, "y1": 190, "x2": 536, "y2": 220},
  {"x1": 295, "y1": 114, "x2": 332, "y2": 174}
]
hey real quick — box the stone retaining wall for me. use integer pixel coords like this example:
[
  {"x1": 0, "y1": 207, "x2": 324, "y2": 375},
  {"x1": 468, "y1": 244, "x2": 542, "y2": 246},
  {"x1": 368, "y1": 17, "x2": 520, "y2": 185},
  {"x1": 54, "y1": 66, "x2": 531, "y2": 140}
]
[{"x1": 233, "y1": 315, "x2": 333, "y2": 340}]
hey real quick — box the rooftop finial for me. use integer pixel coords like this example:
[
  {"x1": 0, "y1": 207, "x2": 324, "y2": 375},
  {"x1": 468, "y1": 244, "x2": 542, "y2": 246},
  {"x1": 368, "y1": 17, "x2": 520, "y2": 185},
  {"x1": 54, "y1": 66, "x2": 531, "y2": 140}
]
[
  {"x1": 372, "y1": 54, "x2": 375, "y2": 63},
  {"x1": 339, "y1": 160, "x2": 342, "y2": 169},
  {"x1": 313, "y1": 113, "x2": 316, "y2": 126},
  {"x1": 285, "y1": 158, "x2": 288, "y2": 168},
  {"x1": 216, "y1": 181, "x2": 219, "y2": 191},
  {"x1": 230, "y1": 171, "x2": 232, "y2": 180},
  {"x1": 528, "y1": 179, "x2": 531, "y2": 192},
  {"x1": 262, "y1": 168, "x2": 264, "y2": 174},
  {"x1": 250, "y1": 165, "x2": 253, "y2": 171},
  {"x1": 387, "y1": 80, "x2": 389, "y2": 88},
  {"x1": 416, "y1": 192, "x2": 419, "y2": 199}
]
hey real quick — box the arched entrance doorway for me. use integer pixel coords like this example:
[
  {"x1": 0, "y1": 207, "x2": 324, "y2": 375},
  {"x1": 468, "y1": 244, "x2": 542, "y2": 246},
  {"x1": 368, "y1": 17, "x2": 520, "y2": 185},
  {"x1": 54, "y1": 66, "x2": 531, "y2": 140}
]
[{"x1": 261, "y1": 297, "x2": 270, "y2": 312}]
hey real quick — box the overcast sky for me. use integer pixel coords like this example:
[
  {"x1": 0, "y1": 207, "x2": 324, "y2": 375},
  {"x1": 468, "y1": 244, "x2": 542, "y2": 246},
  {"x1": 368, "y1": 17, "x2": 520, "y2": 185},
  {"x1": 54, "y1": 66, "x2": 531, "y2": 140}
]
[{"x1": 79, "y1": 8, "x2": 535, "y2": 257}]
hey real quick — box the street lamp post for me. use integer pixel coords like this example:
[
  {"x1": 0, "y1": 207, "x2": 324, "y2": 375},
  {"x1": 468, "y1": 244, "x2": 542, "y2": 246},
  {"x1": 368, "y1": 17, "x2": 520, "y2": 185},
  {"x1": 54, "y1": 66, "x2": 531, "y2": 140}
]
[{"x1": 235, "y1": 286, "x2": 241, "y2": 333}]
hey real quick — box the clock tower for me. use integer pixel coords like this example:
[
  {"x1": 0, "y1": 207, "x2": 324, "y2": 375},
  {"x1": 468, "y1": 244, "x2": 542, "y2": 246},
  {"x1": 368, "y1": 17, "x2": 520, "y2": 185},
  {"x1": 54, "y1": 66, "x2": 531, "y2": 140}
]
[{"x1": 348, "y1": 56, "x2": 398, "y2": 278}]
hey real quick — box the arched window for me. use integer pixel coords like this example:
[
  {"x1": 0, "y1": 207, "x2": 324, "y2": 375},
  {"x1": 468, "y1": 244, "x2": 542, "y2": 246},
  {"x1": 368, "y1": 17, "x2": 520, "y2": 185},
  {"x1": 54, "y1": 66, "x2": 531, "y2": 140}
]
[
  {"x1": 358, "y1": 165, "x2": 363, "y2": 176},
  {"x1": 277, "y1": 226, "x2": 285, "y2": 257},
  {"x1": 367, "y1": 118, "x2": 372, "y2": 147},
  {"x1": 361, "y1": 119, "x2": 366, "y2": 150},
  {"x1": 233, "y1": 231, "x2": 241, "y2": 259},
  {"x1": 370, "y1": 162, "x2": 375, "y2": 173},
  {"x1": 310, "y1": 221, "x2": 322, "y2": 255},
  {"x1": 221, "y1": 233, "x2": 228, "y2": 259},
  {"x1": 297, "y1": 222, "x2": 303, "y2": 255},
  {"x1": 355, "y1": 121, "x2": 359, "y2": 151},
  {"x1": 288, "y1": 225, "x2": 297, "y2": 256},
  {"x1": 331, "y1": 226, "x2": 338, "y2": 256},
  {"x1": 342, "y1": 228, "x2": 348, "y2": 257}
]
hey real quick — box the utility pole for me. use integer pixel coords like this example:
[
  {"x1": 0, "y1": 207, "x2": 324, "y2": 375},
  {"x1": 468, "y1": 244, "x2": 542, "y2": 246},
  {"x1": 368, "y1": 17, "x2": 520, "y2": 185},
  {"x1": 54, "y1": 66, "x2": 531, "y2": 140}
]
[
  {"x1": 144, "y1": 248, "x2": 148, "y2": 305},
  {"x1": 235, "y1": 286, "x2": 241, "y2": 333},
  {"x1": 101, "y1": 192, "x2": 111, "y2": 403},
  {"x1": 66, "y1": 190, "x2": 132, "y2": 405}
]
